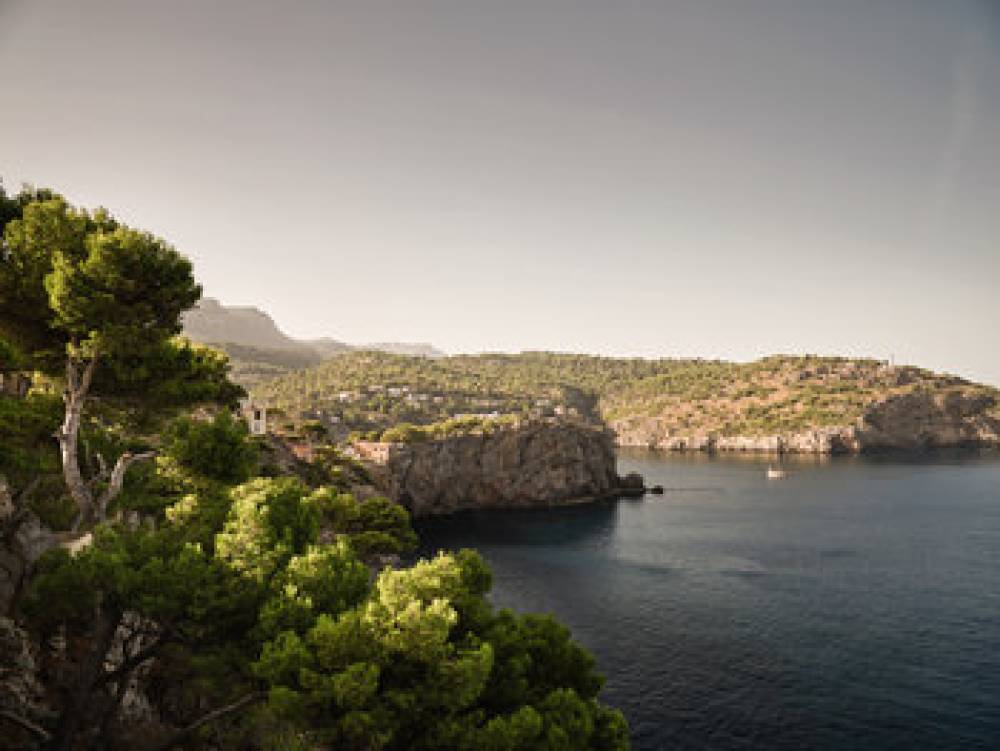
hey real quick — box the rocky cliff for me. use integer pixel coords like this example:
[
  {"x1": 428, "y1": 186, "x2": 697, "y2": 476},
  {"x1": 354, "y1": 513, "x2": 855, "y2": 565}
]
[
  {"x1": 612, "y1": 388, "x2": 1000, "y2": 454},
  {"x1": 856, "y1": 389, "x2": 1000, "y2": 451},
  {"x1": 354, "y1": 420, "x2": 636, "y2": 516}
]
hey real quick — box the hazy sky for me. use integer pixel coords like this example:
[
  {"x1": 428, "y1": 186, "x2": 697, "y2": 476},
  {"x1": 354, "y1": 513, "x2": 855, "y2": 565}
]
[{"x1": 1, "y1": 1, "x2": 998, "y2": 383}]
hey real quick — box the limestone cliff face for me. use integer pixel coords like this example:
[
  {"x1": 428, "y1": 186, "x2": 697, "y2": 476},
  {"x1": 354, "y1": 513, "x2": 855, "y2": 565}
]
[
  {"x1": 611, "y1": 389, "x2": 1000, "y2": 454},
  {"x1": 856, "y1": 390, "x2": 1000, "y2": 451},
  {"x1": 355, "y1": 421, "x2": 628, "y2": 516}
]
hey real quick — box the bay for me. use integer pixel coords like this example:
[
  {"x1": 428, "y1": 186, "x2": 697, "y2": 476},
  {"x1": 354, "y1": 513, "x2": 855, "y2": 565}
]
[{"x1": 415, "y1": 449, "x2": 1000, "y2": 750}]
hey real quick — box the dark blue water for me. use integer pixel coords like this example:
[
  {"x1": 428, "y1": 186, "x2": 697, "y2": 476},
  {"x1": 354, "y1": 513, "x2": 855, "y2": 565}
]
[{"x1": 415, "y1": 450, "x2": 1000, "y2": 750}]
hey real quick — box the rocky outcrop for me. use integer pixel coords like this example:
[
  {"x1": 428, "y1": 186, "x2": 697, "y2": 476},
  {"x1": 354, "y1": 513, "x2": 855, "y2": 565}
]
[
  {"x1": 611, "y1": 389, "x2": 999, "y2": 454},
  {"x1": 612, "y1": 420, "x2": 858, "y2": 454},
  {"x1": 355, "y1": 420, "x2": 636, "y2": 516},
  {"x1": 1, "y1": 478, "x2": 58, "y2": 618},
  {"x1": 0, "y1": 616, "x2": 54, "y2": 745},
  {"x1": 856, "y1": 389, "x2": 1000, "y2": 451}
]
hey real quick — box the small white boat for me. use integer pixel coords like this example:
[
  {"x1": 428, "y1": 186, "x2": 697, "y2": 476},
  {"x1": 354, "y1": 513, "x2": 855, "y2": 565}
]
[{"x1": 766, "y1": 465, "x2": 787, "y2": 479}]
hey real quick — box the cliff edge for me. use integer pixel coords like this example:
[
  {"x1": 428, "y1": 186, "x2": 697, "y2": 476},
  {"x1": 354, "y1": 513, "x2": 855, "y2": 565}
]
[
  {"x1": 354, "y1": 420, "x2": 637, "y2": 516},
  {"x1": 613, "y1": 388, "x2": 1000, "y2": 454}
]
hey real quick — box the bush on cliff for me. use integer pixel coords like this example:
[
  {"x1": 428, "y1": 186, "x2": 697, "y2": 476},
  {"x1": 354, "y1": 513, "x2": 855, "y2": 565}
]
[
  {"x1": 22, "y1": 477, "x2": 628, "y2": 749},
  {"x1": 163, "y1": 412, "x2": 260, "y2": 485}
]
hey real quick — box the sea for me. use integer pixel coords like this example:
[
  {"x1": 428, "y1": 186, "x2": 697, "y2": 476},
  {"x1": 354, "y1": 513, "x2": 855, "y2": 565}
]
[{"x1": 415, "y1": 449, "x2": 1000, "y2": 750}]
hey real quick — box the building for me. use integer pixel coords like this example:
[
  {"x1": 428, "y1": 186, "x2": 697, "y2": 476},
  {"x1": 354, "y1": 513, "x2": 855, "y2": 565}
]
[{"x1": 238, "y1": 398, "x2": 268, "y2": 436}]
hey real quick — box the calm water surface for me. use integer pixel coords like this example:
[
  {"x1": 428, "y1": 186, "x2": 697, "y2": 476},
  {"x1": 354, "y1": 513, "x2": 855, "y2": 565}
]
[{"x1": 415, "y1": 450, "x2": 1000, "y2": 750}]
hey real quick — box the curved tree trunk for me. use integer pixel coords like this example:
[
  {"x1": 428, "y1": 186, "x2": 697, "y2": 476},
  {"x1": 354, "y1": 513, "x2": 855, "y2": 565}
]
[
  {"x1": 94, "y1": 451, "x2": 157, "y2": 522},
  {"x1": 56, "y1": 353, "x2": 155, "y2": 530},
  {"x1": 58, "y1": 356, "x2": 97, "y2": 530}
]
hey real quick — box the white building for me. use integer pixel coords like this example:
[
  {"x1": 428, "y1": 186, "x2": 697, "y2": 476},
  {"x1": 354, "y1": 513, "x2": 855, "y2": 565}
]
[{"x1": 239, "y1": 398, "x2": 268, "y2": 436}]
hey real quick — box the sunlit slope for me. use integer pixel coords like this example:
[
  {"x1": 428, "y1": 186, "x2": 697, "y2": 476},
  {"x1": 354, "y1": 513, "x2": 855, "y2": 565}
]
[{"x1": 251, "y1": 352, "x2": 1000, "y2": 447}]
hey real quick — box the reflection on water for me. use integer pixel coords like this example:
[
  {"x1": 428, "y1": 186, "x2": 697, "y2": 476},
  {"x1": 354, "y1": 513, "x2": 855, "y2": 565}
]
[
  {"x1": 417, "y1": 450, "x2": 1000, "y2": 751},
  {"x1": 618, "y1": 446, "x2": 838, "y2": 467}
]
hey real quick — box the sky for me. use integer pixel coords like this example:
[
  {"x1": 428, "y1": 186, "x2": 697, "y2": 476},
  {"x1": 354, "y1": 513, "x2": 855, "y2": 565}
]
[{"x1": 1, "y1": 0, "x2": 998, "y2": 384}]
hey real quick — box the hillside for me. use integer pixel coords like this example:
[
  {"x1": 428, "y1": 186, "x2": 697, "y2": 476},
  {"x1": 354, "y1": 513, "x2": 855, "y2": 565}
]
[
  {"x1": 606, "y1": 355, "x2": 1000, "y2": 451},
  {"x1": 181, "y1": 298, "x2": 445, "y2": 384},
  {"x1": 250, "y1": 352, "x2": 1000, "y2": 452},
  {"x1": 250, "y1": 351, "x2": 673, "y2": 436}
]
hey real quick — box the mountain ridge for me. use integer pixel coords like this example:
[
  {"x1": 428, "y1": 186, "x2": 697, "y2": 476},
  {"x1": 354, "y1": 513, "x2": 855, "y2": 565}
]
[{"x1": 181, "y1": 298, "x2": 445, "y2": 383}]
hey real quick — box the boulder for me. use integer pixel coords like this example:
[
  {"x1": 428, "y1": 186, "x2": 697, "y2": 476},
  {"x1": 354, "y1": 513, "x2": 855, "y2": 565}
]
[{"x1": 617, "y1": 471, "x2": 645, "y2": 498}]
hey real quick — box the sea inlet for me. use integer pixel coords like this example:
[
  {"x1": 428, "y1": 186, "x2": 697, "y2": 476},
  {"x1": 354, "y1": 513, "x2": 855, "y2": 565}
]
[{"x1": 417, "y1": 449, "x2": 1000, "y2": 750}]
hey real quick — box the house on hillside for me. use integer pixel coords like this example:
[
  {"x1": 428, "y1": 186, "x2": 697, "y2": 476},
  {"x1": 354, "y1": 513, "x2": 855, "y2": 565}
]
[{"x1": 238, "y1": 398, "x2": 268, "y2": 436}]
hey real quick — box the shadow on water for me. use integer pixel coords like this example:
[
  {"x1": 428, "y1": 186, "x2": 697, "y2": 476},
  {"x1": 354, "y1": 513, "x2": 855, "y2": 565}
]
[{"x1": 414, "y1": 499, "x2": 620, "y2": 553}]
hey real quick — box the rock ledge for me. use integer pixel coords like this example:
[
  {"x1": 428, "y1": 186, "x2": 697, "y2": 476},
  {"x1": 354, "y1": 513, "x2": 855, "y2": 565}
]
[{"x1": 355, "y1": 420, "x2": 639, "y2": 516}]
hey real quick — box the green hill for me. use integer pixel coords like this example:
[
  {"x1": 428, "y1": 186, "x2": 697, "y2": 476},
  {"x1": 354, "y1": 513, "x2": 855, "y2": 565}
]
[{"x1": 250, "y1": 351, "x2": 1000, "y2": 444}]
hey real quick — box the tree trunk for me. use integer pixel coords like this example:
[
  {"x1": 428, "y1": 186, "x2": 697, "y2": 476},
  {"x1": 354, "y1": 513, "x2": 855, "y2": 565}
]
[
  {"x1": 58, "y1": 356, "x2": 97, "y2": 530},
  {"x1": 56, "y1": 354, "x2": 154, "y2": 530},
  {"x1": 151, "y1": 692, "x2": 264, "y2": 751},
  {"x1": 47, "y1": 604, "x2": 122, "y2": 751},
  {"x1": 94, "y1": 451, "x2": 157, "y2": 523}
]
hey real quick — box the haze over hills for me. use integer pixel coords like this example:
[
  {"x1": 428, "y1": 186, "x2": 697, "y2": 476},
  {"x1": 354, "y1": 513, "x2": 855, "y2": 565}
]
[{"x1": 182, "y1": 298, "x2": 445, "y2": 384}]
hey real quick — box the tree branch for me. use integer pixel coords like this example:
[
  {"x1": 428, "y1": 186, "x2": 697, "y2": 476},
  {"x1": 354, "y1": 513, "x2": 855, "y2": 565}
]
[
  {"x1": 94, "y1": 450, "x2": 157, "y2": 521},
  {"x1": 78, "y1": 354, "x2": 98, "y2": 399},
  {"x1": 151, "y1": 692, "x2": 265, "y2": 751},
  {"x1": 0, "y1": 709, "x2": 51, "y2": 742}
]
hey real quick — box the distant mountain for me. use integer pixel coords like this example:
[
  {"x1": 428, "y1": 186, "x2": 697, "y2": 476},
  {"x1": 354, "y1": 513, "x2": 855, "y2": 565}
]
[
  {"x1": 182, "y1": 298, "x2": 444, "y2": 384},
  {"x1": 182, "y1": 298, "x2": 313, "y2": 352},
  {"x1": 304, "y1": 337, "x2": 355, "y2": 359}
]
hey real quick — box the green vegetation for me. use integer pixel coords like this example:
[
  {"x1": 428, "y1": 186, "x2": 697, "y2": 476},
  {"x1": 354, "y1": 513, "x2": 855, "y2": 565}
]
[
  {"x1": 602, "y1": 354, "x2": 998, "y2": 436},
  {"x1": 0, "y1": 187, "x2": 240, "y2": 528},
  {"x1": 163, "y1": 412, "x2": 260, "y2": 485},
  {"x1": 379, "y1": 414, "x2": 523, "y2": 443},
  {"x1": 250, "y1": 351, "x2": 686, "y2": 438},
  {"x1": 207, "y1": 342, "x2": 324, "y2": 386},
  {"x1": 251, "y1": 351, "x2": 999, "y2": 440},
  {"x1": 0, "y1": 185, "x2": 629, "y2": 749}
]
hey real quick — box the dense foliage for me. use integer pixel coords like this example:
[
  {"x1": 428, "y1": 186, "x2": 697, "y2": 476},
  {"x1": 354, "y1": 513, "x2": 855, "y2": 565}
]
[
  {"x1": 0, "y1": 184, "x2": 630, "y2": 749},
  {"x1": 164, "y1": 412, "x2": 259, "y2": 485},
  {"x1": 0, "y1": 185, "x2": 241, "y2": 528},
  {"x1": 379, "y1": 414, "x2": 522, "y2": 443},
  {"x1": 17, "y1": 466, "x2": 627, "y2": 749},
  {"x1": 248, "y1": 350, "x2": 1000, "y2": 440}
]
